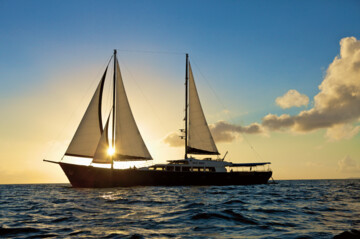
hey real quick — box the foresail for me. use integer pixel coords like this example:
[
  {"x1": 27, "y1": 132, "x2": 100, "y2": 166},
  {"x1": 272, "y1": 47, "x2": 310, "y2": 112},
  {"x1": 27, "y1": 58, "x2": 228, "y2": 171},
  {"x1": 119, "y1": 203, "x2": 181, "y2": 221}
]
[
  {"x1": 92, "y1": 114, "x2": 111, "y2": 164},
  {"x1": 65, "y1": 67, "x2": 107, "y2": 158},
  {"x1": 187, "y1": 64, "x2": 219, "y2": 155},
  {"x1": 114, "y1": 59, "x2": 152, "y2": 161}
]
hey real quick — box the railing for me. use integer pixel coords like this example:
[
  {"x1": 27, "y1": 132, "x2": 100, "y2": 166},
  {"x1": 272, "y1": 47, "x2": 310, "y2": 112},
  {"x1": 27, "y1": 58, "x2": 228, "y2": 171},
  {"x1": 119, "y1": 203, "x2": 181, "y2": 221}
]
[{"x1": 228, "y1": 165, "x2": 272, "y2": 172}]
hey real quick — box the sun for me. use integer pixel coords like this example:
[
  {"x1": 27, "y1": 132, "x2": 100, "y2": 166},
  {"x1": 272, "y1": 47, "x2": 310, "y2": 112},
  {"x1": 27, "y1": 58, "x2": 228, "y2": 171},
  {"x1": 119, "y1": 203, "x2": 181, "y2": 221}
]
[{"x1": 107, "y1": 147, "x2": 115, "y2": 156}]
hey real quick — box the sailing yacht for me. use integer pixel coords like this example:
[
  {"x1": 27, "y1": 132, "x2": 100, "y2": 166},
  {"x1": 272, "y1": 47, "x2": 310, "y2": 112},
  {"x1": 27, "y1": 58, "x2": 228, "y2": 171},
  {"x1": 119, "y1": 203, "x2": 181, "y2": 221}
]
[{"x1": 45, "y1": 51, "x2": 272, "y2": 187}]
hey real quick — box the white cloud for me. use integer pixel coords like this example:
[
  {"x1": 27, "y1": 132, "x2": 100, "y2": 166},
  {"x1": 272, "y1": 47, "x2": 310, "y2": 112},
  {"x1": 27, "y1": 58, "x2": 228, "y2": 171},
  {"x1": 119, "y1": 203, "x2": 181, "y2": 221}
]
[
  {"x1": 276, "y1": 89, "x2": 309, "y2": 109},
  {"x1": 338, "y1": 155, "x2": 360, "y2": 174},
  {"x1": 162, "y1": 132, "x2": 184, "y2": 147},
  {"x1": 261, "y1": 36, "x2": 360, "y2": 140},
  {"x1": 325, "y1": 124, "x2": 360, "y2": 141}
]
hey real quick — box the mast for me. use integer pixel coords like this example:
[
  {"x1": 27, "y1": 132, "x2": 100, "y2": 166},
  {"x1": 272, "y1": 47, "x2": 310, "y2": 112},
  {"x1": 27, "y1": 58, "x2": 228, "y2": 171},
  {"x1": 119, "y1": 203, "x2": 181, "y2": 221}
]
[
  {"x1": 184, "y1": 53, "x2": 189, "y2": 159},
  {"x1": 112, "y1": 49, "x2": 117, "y2": 169}
]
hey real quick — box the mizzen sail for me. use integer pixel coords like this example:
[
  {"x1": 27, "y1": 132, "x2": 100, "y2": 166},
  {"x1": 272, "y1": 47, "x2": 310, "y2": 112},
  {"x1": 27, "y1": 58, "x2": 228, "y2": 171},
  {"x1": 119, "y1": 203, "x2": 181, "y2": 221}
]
[
  {"x1": 114, "y1": 59, "x2": 152, "y2": 161},
  {"x1": 187, "y1": 64, "x2": 219, "y2": 155},
  {"x1": 65, "y1": 67, "x2": 107, "y2": 158}
]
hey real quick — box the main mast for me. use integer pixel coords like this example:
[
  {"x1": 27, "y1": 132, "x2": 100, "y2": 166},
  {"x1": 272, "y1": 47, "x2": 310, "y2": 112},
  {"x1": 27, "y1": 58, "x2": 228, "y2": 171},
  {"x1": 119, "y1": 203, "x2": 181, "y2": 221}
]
[
  {"x1": 112, "y1": 49, "x2": 117, "y2": 169},
  {"x1": 184, "y1": 53, "x2": 189, "y2": 159}
]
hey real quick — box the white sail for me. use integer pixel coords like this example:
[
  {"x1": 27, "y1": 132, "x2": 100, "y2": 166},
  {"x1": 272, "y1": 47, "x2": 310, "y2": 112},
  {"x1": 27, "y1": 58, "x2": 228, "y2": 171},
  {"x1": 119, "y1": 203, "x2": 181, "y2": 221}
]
[
  {"x1": 114, "y1": 59, "x2": 152, "y2": 160},
  {"x1": 187, "y1": 64, "x2": 219, "y2": 155},
  {"x1": 92, "y1": 114, "x2": 111, "y2": 164},
  {"x1": 65, "y1": 68, "x2": 107, "y2": 158}
]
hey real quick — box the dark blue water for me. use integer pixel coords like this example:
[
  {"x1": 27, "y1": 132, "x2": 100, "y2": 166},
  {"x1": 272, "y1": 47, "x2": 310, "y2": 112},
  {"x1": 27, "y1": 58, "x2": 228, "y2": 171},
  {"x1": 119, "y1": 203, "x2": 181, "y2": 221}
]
[{"x1": 0, "y1": 180, "x2": 359, "y2": 238}]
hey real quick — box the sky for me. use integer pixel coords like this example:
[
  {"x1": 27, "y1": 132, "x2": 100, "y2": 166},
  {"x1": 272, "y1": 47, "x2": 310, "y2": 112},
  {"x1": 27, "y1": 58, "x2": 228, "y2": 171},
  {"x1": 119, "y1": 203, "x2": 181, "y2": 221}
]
[{"x1": 0, "y1": 0, "x2": 360, "y2": 183}]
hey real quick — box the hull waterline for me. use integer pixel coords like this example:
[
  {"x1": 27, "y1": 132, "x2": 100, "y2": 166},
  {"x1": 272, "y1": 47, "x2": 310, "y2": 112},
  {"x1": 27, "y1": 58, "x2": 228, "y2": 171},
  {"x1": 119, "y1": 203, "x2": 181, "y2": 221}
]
[{"x1": 59, "y1": 162, "x2": 272, "y2": 188}]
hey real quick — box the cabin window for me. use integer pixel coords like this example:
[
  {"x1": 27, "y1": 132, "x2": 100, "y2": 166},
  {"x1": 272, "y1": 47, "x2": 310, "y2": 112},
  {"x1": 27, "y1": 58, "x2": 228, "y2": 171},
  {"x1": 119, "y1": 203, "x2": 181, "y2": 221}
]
[
  {"x1": 155, "y1": 167, "x2": 164, "y2": 171},
  {"x1": 149, "y1": 167, "x2": 155, "y2": 170},
  {"x1": 205, "y1": 168, "x2": 210, "y2": 172},
  {"x1": 182, "y1": 167, "x2": 190, "y2": 172},
  {"x1": 208, "y1": 167, "x2": 215, "y2": 172},
  {"x1": 192, "y1": 167, "x2": 204, "y2": 172},
  {"x1": 166, "y1": 166, "x2": 174, "y2": 171},
  {"x1": 175, "y1": 166, "x2": 181, "y2": 172}
]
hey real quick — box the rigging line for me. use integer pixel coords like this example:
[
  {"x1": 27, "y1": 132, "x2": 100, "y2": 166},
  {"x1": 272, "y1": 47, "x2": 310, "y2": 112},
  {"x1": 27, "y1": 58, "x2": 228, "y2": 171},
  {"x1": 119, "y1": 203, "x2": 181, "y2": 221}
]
[
  {"x1": 45, "y1": 55, "x2": 113, "y2": 162},
  {"x1": 190, "y1": 58, "x2": 264, "y2": 162},
  {"x1": 115, "y1": 49, "x2": 186, "y2": 55},
  {"x1": 117, "y1": 56, "x2": 169, "y2": 136}
]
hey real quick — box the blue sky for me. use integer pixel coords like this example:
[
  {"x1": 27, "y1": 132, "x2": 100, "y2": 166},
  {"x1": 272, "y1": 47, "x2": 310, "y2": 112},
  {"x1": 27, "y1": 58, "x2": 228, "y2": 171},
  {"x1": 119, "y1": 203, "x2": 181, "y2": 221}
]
[
  {"x1": 1, "y1": 0, "x2": 360, "y2": 182},
  {"x1": 1, "y1": 0, "x2": 359, "y2": 116}
]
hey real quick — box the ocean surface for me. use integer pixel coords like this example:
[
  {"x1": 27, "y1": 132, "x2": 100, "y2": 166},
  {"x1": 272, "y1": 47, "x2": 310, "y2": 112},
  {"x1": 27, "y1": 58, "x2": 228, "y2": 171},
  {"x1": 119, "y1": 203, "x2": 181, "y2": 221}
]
[{"x1": 0, "y1": 180, "x2": 359, "y2": 238}]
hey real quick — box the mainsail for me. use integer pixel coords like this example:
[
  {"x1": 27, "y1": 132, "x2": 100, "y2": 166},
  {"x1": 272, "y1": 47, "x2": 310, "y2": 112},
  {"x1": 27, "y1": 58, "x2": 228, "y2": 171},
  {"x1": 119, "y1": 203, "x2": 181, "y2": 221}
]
[
  {"x1": 65, "y1": 50, "x2": 152, "y2": 164},
  {"x1": 65, "y1": 67, "x2": 107, "y2": 158},
  {"x1": 187, "y1": 63, "x2": 219, "y2": 155},
  {"x1": 114, "y1": 59, "x2": 152, "y2": 161}
]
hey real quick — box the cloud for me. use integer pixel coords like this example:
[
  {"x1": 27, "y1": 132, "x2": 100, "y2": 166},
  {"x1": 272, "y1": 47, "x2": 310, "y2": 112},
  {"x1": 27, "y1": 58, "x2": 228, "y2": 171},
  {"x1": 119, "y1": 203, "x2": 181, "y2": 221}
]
[
  {"x1": 338, "y1": 155, "x2": 360, "y2": 173},
  {"x1": 164, "y1": 37, "x2": 360, "y2": 145},
  {"x1": 325, "y1": 124, "x2": 360, "y2": 141},
  {"x1": 163, "y1": 120, "x2": 264, "y2": 147},
  {"x1": 210, "y1": 121, "x2": 263, "y2": 143},
  {"x1": 163, "y1": 132, "x2": 184, "y2": 147},
  {"x1": 262, "y1": 114, "x2": 295, "y2": 131},
  {"x1": 276, "y1": 89, "x2": 309, "y2": 109},
  {"x1": 261, "y1": 36, "x2": 360, "y2": 140}
]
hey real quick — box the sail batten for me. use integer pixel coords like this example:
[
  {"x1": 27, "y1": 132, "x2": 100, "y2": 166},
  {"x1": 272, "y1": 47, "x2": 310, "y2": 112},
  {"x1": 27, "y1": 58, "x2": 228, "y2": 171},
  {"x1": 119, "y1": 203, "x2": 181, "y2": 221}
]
[
  {"x1": 187, "y1": 63, "x2": 219, "y2": 155},
  {"x1": 65, "y1": 67, "x2": 108, "y2": 158}
]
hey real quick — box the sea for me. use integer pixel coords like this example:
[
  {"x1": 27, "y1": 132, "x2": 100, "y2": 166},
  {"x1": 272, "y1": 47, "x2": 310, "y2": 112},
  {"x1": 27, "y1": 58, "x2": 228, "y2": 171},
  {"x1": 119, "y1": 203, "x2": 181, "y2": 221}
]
[{"x1": 0, "y1": 180, "x2": 359, "y2": 239}]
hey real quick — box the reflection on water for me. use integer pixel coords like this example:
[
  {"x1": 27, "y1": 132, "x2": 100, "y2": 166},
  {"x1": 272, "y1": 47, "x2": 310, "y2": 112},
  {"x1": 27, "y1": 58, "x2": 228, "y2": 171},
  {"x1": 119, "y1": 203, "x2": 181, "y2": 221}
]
[{"x1": 0, "y1": 180, "x2": 359, "y2": 238}]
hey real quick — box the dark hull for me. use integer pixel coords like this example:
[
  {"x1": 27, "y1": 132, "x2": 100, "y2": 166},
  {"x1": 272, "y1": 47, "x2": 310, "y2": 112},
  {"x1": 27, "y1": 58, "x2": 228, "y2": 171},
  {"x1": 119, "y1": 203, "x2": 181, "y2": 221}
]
[{"x1": 60, "y1": 162, "x2": 272, "y2": 188}]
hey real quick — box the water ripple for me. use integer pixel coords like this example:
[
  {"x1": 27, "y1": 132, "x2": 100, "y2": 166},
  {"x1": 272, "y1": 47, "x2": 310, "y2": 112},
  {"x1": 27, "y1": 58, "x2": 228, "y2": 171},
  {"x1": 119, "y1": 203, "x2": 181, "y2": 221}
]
[{"x1": 0, "y1": 180, "x2": 359, "y2": 238}]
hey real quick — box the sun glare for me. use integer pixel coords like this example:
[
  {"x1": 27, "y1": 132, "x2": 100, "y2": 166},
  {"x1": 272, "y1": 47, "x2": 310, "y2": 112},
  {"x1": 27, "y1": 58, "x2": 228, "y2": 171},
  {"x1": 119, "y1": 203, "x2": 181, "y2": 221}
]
[{"x1": 107, "y1": 147, "x2": 115, "y2": 156}]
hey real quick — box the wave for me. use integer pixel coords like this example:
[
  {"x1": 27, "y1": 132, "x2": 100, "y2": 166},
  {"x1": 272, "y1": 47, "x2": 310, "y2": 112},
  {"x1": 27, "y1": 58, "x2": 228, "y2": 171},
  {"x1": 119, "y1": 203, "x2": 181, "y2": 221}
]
[
  {"x1": 254, "y1": 208, "x2": 289, "y2": 214},
  {"x1": 0, "y1": 226, "x2": 42, "y2": 236},
  {"x1": 223, "y1": 199, "x2": 246, "y2": 205},
  {"x1": 183, "y1": 202, "x2": 205, "y2": 208},
  {"x1": 191, "y1": 210, "x2": 258, "y2": 225},
  {"x1": 104, "y1": 233, "x2": 145, "y2": 239},
  {"x1": 68, "y1": 230, "x2": 92, "y2": 236},
  {"x1": 51, "y1": 217, "x2": 72, "y2": 223}
]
